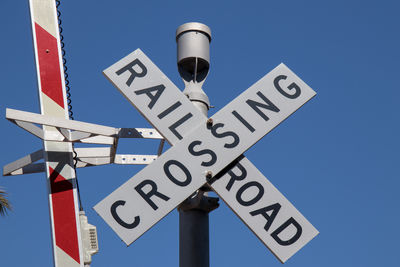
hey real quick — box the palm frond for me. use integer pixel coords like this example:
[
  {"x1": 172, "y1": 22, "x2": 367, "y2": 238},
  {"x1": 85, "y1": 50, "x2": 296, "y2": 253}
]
[{"x1": 0, "y1": 188, "x2": 12, "y2": 216}]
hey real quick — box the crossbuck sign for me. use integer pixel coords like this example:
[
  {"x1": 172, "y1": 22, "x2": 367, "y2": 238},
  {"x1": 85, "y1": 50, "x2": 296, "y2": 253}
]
[{"x1": 94, "y1": 49, "x2": 319, "y2": 263}]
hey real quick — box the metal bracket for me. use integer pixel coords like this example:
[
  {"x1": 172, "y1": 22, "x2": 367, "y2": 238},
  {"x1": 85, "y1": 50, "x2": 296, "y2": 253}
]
[
  {"x1": 178, "y1": 190, "x2": 219, "y2": 212},
  {"x1": 114, "y1": 154, "x2": 158, "y2": 165},
  {"x1": 3, "y1": 108, "x2": 166, "y2": 176},
  {"x1": 3, "y1": 149, "x2": 45, "y2": 176},
  {"x1": 7, "y1": 108, "x2": 118, "y2": 144}
]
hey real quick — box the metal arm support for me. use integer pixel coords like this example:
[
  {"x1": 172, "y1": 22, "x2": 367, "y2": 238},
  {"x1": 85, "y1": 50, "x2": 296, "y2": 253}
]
[
  {"x1": 6, "y1": 108, "x2": 163, "y2": 142},
  {"x1": 3, "y1": 108, "x2": 166, "y2": 176}
]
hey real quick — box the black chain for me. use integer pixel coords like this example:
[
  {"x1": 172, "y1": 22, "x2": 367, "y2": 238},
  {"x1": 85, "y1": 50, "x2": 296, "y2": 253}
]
[{"x1": 56, "y1": 0, "x2": 83, "y2": 211}]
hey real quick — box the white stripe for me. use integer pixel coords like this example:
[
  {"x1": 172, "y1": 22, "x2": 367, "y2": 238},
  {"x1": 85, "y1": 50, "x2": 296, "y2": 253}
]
[
  {"x1": 55, "y1": 246, "x2": 81, "y2": 267},
  {"x1": 30, "y1": 0, "x2": 58, "y2": 38}
]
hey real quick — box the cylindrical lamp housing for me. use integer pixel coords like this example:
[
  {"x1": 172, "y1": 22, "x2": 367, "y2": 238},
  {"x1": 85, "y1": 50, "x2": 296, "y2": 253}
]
[{"x1": 176, "y1": 22, "x2": 211, "y2": 82}]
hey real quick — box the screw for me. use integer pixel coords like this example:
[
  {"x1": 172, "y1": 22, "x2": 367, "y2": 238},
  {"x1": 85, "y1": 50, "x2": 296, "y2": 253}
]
[
  {"x1": 205, "y1": 171, "x2": 213, "y2": 179},
  {"x1": 206, "y1": 118, "x2": 213, "y2": 126},
  {"x1": 45, "y1": 49, "x2": 50, "y2": 53}
]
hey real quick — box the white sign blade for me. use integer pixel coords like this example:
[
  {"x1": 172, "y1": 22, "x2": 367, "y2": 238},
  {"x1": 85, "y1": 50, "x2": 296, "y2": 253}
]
[
  {"x1": 211, "y1": 156, "x2": 319, "y2": 263},
  {"x1": 209, "y1": 62, "x2": 316, "y2": 153},
  {"x1": 103, "y1": 49, "x2": 205, "y2": 144}
]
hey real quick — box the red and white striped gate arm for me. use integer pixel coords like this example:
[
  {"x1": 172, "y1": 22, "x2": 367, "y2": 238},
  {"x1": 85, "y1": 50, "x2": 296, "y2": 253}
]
[{"x1": 29, "y1": 0, "x2": 83, "y2": 266}]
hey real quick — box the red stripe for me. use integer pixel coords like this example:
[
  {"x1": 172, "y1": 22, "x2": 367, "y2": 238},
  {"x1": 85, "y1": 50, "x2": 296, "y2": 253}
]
[
  {"x1": 49, "y1": 167, "x2": 80, "y2": 263},
  {"x1": 35, "y1": 23, "x2": 65, "y2": 109}
]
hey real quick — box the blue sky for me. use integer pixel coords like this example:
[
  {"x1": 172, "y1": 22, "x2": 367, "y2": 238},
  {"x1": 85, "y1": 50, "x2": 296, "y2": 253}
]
[{"x1": 1, "y1": 0, "x2": 399, "y2": 266}]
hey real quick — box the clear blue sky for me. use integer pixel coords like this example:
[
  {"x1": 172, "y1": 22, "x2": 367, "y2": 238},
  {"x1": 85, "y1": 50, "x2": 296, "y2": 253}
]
[{"x1": 1, "y1": 0, "x2": 399, "y2": 266}]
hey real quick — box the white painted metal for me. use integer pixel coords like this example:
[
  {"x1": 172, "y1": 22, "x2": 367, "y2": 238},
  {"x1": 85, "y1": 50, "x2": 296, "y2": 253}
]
[
  {"x1": 3, "y1": 151, "x2": 160, "y2": 176},
  {"x1": 118, "y1": 128, "x2": 163, "y2": 139},
  {"x1": 79, "y1": 211, "x2": 98, "y2": 265},
  {"x1": 75, "y1": 158, "x2": 112, "y2": 167},
  {"x1": 211, "y1": 157, "x2": 318, "y2": 263},
  {"x1": 5, "y1": 163, "x2": 45, "y2": 176},
  {"x1": 7, "y1": 108, "x2": 118, "y2": 138},
  {"x1": 4, "y1": 107, "x2": 164, "y2": 175},
  {"x1": 4, "y1": 142, "x2": 161, "y2": 177},
  {"x1": 14, "y1": 119, "x2": 45, "y2": 139},
  {"x1": 96, "y1": 51, "x2": 317, "y2": 261},
  {"x1": 7, "y1": 108, "x2": 163, "y2": 143},
  {"x1": 74, "y1": 147, "x2": 113, "y2": 158},
  {"x1": 75, "y1": 136, "x2": 114, "y2": 145},
  {"x1": 3, "y1": 149, "x2": 44, "y2": 176},
  {"x1": 114, "y1": 155, "x2": 158, "y2": 165},
  {"x1": 176, "y1": 22, "x2": 211, "y2": 41}
]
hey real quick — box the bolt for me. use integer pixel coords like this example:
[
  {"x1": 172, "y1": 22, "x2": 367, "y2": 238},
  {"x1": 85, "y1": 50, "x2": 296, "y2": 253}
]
[{"x1": 206, "y1": 118, "x2": 213, "y2": 126}]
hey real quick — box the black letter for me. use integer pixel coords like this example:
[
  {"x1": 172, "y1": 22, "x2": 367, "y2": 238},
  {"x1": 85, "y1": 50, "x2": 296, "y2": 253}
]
[
  {"x1": 236, "y1": 181, "x2": 264, "y2": 206},
  {"x1": 246, "y1": 91, "x2": 280, "y2": 121},
  {"x1": 271, "y1": 217, "x2": 303, "y2": 246},
  {"x1": 135, "y1": 180, "x2": 170, "y2": 210},
  {"x1": 250, "y1": 203, "x2": 281, "y2": 232},
  {"x1": 232, "y1": 110, "x2": 255, "y2": 133},
  {"x1": 116, "y1": 59, "x2": 147, "y2": 86},
  {"x1": 188, "y1": 140, "x2": 217, "y2": 167},
  {"x1": 110, "y1": 200, "x2": 140, "y2": 229},
  {"x1": 158, "y1": 101, "x2": 182, "y2": 119},
  {"x1": 226, "y1": 162, "x2": 247, "y2": 191},
  {"x1": 274, "y1": 75, "x2": 301, "y2": 99},
  {"x1": 168, "y1": 113, "x2": 193, "y2": 140},
  {"x1": 164, "y1": 160, "x2": 192, "y2": 186},
  {"x1": 134, "y1": 85, "x2": 165, "y2": 109},
  {"x1": 210, "y1": 123, "x2": 240, "y2": 149}
]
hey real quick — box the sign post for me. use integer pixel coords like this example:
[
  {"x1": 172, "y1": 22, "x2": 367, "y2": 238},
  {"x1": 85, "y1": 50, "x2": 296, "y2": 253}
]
[
  {"x1": 175, "y1": 23, "x2": 219, "y2": 267},
  {"x1": 95, "y1": 23, "x2": 318, "y2": 264}
]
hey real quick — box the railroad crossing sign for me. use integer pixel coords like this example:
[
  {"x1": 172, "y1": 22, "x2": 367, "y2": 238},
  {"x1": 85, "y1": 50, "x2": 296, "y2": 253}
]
[{"x1": 95, "y1": 49, "x2": 319, "y2": 263}]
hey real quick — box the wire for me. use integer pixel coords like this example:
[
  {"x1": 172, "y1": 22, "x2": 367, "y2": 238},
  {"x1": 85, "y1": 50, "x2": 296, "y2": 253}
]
[{"x1": 56, "y1": 0, "x2": 83, "y2": 211}]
